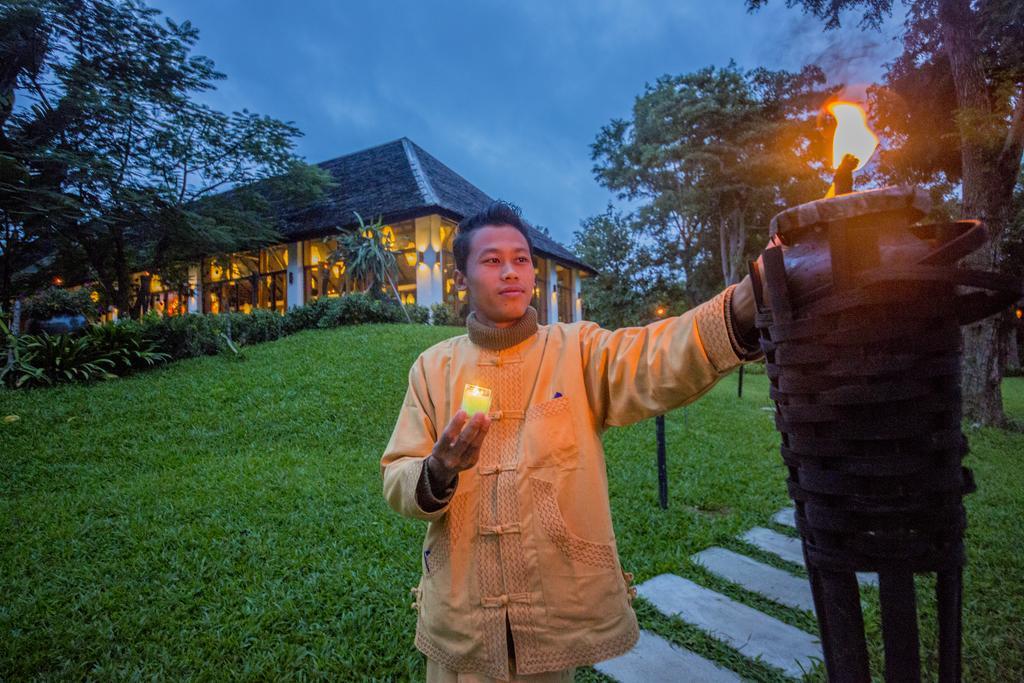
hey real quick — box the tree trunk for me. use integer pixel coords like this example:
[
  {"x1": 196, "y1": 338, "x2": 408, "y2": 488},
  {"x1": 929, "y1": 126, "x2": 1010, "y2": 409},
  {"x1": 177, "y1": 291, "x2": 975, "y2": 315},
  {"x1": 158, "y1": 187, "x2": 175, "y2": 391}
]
[
  {"x1": 136, "y1": 273, "x2": 151, "y2": 317},
  {"x1": 719, "y1": 207, "x2": 747, "y2": 286},
  {"x1": 109, "y1": 226, "x2": 134, "y2": 316},
  {"x1": 937, "y1": 0, "x2": 1024, "y2": 426},
  {"x1": 1, "y1": 221, "x2": 14, "y2": 313},
  {"x1": 1002, "y1": 311, "x2": 1020, "y2": 373}
]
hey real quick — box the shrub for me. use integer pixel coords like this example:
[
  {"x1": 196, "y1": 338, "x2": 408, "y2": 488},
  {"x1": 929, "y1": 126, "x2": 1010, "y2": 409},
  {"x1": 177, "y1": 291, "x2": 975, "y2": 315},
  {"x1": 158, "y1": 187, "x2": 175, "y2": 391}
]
[
  {"x1": 316, "y1": 293, "x2": 404, "y2": 328},
  {"x1": 136, "y1": 313, "x2": 223, "y2": 360},
  {"x1": 282, "y1": 297, "x2": 335, "y2": 334},
  {"x1": 22, "y1": 286, "x2": 100, "y2": 323},
  {"x1": 405, "y1": 303, "x2": 431, "y2": 324},
  {"x1": 430, "y1": 302, "x2": 466, "y2": 327},
  {"x1": 240, "y1": 309, "x2": 286, "y2": 344},
  {"x1": 2, "y1": 331, "x2": 116, "y2": 388},
  {"x1": 84, "y1": 322, "x2": 171, "y2": 374}
]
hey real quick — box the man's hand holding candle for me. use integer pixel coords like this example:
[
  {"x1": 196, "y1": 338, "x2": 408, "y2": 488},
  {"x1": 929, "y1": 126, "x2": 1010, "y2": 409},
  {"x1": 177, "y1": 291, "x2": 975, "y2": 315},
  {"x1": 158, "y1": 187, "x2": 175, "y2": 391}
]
[{"x1": 425, "y1": 410, "x2": 491, "y2": 488}]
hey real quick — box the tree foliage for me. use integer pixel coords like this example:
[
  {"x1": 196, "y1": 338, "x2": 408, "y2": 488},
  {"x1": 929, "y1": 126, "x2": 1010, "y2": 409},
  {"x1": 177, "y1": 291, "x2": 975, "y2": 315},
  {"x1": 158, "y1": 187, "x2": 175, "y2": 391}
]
[
  {"x1": 591, "y1": 62, "x2": 833, "y2": 306},
  {"x1": 0, "y1": 0, "x2": 332, "y2": 317},
  {"x1": 572, "y1": 205, "x2": 664, "y2": 328}
]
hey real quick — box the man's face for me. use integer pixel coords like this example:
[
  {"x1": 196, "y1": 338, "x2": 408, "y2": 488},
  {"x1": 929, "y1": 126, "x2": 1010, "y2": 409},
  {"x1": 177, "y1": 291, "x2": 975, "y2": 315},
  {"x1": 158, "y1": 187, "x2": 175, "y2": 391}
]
[{"x1": 455, "y1": 224, "x2": 536, "y2": 328}]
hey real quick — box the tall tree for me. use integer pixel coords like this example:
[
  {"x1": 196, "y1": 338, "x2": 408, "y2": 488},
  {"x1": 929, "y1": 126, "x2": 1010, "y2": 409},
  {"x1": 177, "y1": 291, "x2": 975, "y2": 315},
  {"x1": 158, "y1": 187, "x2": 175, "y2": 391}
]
[
  {"x1": 746, "y1": 0, "x2": 1024, "y2": 426},
  {"x1": 591, "y1": 62, "x2": 832, "y2": 305},
  {"x1": 0, "y1": 0, "x2": 331, "y2": 317},
  {"x1": 0, "y1": 3, "x2": 78, "y2": 310},
  {"x1": 572, "y1": 205, "x2": 659, "y2": 328}
]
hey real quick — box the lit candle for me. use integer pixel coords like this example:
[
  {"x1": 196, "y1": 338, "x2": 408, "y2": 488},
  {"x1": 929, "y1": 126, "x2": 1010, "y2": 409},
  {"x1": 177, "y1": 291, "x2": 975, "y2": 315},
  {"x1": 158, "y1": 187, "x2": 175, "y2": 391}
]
[{"x1": 461, "y1": 384, "x2": 492, "y2": 417}]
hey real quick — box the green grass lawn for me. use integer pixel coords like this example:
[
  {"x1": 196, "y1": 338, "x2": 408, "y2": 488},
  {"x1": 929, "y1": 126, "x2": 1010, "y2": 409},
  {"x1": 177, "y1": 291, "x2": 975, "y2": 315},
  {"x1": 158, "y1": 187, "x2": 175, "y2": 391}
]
[{"x1": 2, "y1": 325, "x2": 1022, "y2": 681}]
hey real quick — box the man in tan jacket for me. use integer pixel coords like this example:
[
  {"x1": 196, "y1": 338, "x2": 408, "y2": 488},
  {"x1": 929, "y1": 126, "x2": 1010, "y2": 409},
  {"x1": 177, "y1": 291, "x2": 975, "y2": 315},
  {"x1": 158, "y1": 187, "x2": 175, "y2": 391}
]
[{"x1": 381, "y1": 201, "x2": 761, "y2": 681}]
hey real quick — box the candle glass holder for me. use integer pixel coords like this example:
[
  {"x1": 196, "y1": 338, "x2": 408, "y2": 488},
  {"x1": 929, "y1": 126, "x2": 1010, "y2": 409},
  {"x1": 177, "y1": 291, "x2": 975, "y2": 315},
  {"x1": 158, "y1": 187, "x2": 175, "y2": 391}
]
[{"x1": 461, "y1": 384, "x2": 492, "y2": 418}]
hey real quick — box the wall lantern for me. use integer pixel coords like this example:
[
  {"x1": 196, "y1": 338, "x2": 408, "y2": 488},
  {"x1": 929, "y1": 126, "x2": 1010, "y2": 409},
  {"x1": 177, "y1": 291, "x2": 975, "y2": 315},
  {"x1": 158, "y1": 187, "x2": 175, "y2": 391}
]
[
  {"x1": 405, "y1": 250, "x2": 418, "y2": 267},
  {"x1": 381, "y1": 225, "x2": 396, "y2": 249}
]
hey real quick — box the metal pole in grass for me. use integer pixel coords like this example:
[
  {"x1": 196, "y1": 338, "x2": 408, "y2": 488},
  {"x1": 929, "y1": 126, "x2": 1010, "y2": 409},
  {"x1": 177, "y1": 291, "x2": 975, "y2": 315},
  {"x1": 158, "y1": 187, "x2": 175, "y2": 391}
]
[
  {"x1": 738, "y1": 365, "x2": 744, "y2": 398},
  {"x1": 656, "y1": 414, "x2": 668, "y2": 509}
]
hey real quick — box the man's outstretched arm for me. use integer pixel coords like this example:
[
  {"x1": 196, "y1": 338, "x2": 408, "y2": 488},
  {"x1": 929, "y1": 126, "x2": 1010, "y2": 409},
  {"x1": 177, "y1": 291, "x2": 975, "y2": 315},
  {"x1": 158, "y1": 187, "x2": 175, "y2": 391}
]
[{"x1": 578, "y1": 281, "x2": 763, "y2": 430}]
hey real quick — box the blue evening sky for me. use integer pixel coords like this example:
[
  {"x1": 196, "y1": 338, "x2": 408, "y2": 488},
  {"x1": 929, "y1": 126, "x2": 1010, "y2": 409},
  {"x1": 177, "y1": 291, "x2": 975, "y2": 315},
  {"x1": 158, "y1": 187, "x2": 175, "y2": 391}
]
[{"x1": 156, "y1": 1, "x2": 904, "y2": 248}]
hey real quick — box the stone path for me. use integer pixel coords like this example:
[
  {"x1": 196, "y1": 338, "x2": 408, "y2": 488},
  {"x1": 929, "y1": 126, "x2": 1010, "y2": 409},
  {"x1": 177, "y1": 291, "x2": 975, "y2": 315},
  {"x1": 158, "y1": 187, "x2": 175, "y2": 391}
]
[
  {"x1": 772, "y1": 507, "x2": 796, "y2": 528},
  {"x1": 595, "y1": 630, "x2": 742, "y2": 683},
  {"x1": 596, "y1": 506, "x2": 880, "y2": 681},
  {"x1": 636, "y1": 574, "x2": 823, "y2": 678},
  {"x1": 741, "y1": 526, "x2": 879, "y2": 587},
  {"x1": 692, "y1": 547, "x2": 815, "y2": 612}
]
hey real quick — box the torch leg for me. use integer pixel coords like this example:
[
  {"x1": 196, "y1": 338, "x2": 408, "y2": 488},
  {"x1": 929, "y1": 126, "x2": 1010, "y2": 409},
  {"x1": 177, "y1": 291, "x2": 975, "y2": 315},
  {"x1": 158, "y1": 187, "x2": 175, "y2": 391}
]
[
  {"x1": 805, "y1": 567, "x2": 838, "y2": 674},
  {"x1": 878, "y1": 569, "x2": 922, "y2": 682},
  {"x1": 937, "y1": 568, "x2": 963, "y2": 683},
  {"x1": 810, "y1": 568, "x2": 870, "y2": 683}
]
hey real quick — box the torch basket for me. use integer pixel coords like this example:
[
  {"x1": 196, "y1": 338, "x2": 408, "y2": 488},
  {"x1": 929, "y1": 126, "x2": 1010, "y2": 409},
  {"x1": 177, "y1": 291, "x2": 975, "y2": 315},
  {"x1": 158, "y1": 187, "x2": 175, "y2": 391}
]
[{"x1": 750, "y1": 186, "x2": 1020, "y2": 682}]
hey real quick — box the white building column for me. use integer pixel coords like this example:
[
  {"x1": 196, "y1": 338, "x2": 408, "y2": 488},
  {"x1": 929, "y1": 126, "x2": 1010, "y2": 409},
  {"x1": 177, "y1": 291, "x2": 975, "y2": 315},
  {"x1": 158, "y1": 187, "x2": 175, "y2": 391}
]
[
  {"x1": 187, "y1": 263, "x2": 201, "y2": 314},
  {"x1": 416, "y1": 215, "x2": 444, "y2": 311},
  {"x1": 286, "y1": 241, "x2": 304, "y2": 309},
  {"x1": 572, "y1": 269, "x2": 583, "y2": 322},
  {"x1": 546, "y1": 258, "x2": 559, "y2": 325}
]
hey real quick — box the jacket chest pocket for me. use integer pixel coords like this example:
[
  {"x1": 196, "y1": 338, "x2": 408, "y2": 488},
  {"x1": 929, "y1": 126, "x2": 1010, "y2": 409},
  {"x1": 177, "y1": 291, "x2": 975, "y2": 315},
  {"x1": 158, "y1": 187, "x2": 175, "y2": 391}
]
[{"x1": 523, "y1": 395, "x2": 580, "y2": 470}]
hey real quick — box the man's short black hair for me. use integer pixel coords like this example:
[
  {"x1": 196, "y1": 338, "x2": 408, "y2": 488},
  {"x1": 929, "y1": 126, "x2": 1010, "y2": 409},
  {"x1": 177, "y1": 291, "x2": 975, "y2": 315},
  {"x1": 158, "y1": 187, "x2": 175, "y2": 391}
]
[{"x1": 454, "y1": 200, "x2": 534, "y2": 273}]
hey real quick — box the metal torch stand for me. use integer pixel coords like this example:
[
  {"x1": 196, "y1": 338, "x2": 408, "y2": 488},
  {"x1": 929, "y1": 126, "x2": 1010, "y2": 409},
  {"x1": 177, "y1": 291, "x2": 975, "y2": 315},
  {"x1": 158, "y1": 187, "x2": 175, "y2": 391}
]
[{"x1": 752, "y1": 207, "x2": 1019, "y2": 682}]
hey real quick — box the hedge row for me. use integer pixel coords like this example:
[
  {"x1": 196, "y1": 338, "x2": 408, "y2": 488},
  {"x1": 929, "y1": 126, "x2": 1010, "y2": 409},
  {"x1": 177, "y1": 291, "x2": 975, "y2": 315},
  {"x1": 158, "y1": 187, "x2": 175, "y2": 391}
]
[
  {"x1": 120, "y1": 294, "x2": 443, "y2": 361},
  {"x1": 2, "y1": 294, "x2": 457, "y2": 389}
]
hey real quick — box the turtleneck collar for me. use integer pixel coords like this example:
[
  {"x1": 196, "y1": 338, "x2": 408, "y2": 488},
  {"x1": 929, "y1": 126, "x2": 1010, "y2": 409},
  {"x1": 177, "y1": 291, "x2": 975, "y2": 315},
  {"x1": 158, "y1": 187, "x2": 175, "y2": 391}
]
[{"x1": 466, "y1": 306, "x2": 539, "y2": 351}]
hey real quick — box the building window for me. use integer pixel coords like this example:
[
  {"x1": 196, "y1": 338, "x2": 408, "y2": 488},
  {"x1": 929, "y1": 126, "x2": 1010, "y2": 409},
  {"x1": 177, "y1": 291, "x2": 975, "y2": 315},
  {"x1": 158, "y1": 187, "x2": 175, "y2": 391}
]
[
  {"x1": 556, "y1": 264, "x2": 572, "y2": 323},
  {"x1": 532, "y1": 259, "x2": 549, "y2": 323},
  {"x1": 441, "y1": 219, "x2": 467, "y2": 317},
  {"x1": 146, "y1": 273, "x2": 187, "y2": 317},
  {"x1": 202, "y1": 248, "x2": 283, "y2": 314},
  {"x1": 392, "y1": 220, "x2": 417, "y2": 304},
  {"x1": 302, "y1": 221, "x2": 417, "y2": 304}
]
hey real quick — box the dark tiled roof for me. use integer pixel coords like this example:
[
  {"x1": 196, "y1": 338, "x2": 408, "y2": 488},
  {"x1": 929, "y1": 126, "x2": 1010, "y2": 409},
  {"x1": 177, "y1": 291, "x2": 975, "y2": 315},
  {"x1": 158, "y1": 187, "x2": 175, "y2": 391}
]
[{"x1": 282, "y1": 138, "x2": 596, "y2": 274}]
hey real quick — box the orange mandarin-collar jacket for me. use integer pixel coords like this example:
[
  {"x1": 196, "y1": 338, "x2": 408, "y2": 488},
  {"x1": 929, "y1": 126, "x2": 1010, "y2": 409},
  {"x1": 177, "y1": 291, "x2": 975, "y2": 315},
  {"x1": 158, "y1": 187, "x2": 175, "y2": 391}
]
[{"x1": 381, "y1": 287, "x2": 752, "y2": 679}]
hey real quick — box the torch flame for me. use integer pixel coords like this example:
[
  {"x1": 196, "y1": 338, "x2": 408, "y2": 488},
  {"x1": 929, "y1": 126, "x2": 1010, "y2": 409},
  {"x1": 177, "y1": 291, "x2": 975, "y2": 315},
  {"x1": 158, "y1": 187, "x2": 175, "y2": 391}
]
[{"x1": 827, "y1": 101, "x2": 878, "y2": 171}]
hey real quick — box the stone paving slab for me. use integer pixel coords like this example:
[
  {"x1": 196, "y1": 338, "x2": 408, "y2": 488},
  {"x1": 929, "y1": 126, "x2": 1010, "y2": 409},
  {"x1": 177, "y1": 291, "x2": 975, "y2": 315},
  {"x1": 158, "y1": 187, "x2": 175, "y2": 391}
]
[
  {"x1": 692, "y1": 547, "x2": 815, "y2": 612},
  {"x1": 638, "y1": 574, "x2": 823, "y2": 679},
  {"x1": 595, "y1": 629, "x2": 743, "y2": 683},
  {"x1": 740, "y1": 527, "x2": 879, "y2": 588},
  {"x1": 772, "y1": 507, "x2": 796, "y2": 528}
]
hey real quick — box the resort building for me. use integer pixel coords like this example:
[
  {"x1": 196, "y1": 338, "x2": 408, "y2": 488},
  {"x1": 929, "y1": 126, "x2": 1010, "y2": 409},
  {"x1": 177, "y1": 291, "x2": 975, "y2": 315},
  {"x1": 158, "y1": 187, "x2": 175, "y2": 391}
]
[{"x1": 134, "y1": 138, "x2": 596, "y2": 324}]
